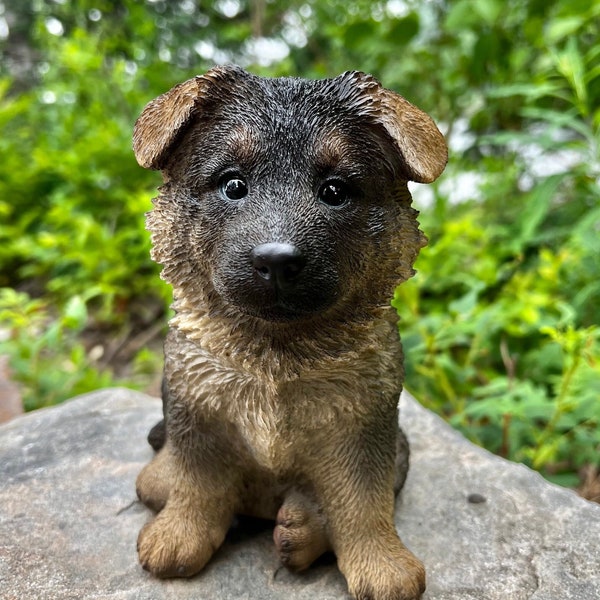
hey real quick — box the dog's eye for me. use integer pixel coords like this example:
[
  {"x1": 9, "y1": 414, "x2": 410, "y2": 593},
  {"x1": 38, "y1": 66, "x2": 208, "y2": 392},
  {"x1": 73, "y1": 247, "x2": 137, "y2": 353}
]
[
  {"x1": 318, "y1": 180, "x2": 350, "y2": 207},
  {"x1": 220, "y1": 175, "x2": 248, "y2": 200}
]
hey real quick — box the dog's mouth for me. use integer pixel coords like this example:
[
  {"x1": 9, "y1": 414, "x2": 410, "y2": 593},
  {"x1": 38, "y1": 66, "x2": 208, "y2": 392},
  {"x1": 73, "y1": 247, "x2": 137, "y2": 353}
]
[
  {"x1": 238, "y1": 298, "x2": 326, "y2": 323},
  {"x1": 215, "y1": 281, "x2": 337, "y2": 323}
]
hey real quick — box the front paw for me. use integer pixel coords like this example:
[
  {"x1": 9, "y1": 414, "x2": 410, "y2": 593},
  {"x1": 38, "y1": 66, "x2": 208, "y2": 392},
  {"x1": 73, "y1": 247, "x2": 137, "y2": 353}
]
[
  {"x1": 343, "y1": 544, "x2": 425, "y2": 600},
  {"x1": 137, "y1": 503, "x2": 219, "y2": 578}
]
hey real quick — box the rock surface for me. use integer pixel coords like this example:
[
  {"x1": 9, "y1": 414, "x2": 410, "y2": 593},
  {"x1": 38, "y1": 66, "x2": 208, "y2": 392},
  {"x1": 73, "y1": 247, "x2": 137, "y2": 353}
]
[{"x1": 1, "y1": 387, "x2": 599, "y2": 600}]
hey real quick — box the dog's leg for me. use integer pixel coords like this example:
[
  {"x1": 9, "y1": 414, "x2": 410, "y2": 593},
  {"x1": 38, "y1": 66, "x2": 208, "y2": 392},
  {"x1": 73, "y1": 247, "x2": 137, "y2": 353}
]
[
  {"x1": 273, "y1": 425, "x2": 408, "y2": 574},
  {"x1": 136, "y1": 413, "x2": 239, "y2": 578},
  {"x1": 273, "y1": 490, "x2": 330, "y2": 571},
  {"x1": 136, "y1": 449, "x2": 236, "y2": 577},
  {"x1": 333, "y1": 500, "x2": 425, "y2": 600},
  {"x1": 313, "y1": 426, "x2": 425, "y2": 600}
]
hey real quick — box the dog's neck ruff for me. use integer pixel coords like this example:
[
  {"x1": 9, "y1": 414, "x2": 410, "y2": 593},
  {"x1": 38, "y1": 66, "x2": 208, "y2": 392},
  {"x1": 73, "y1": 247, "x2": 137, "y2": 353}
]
[{"x1": 169, "y1": 295, "x2": 400, "y2": 383}]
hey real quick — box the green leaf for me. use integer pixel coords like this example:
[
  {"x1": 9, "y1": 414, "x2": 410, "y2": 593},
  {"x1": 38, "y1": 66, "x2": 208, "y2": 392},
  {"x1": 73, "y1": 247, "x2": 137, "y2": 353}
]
[
  {"x1": 63, "y1": 296, "x2": 88, "y2": 330},
  {"x1": 545, "y1": 16, "x2": 585, "y2": 43},
  {"x1": 512, "y1": 175, "x2": 562, "y2": 250},
  {"x1": 387, "y1": 14, "x2": 419, "y2": 44}
]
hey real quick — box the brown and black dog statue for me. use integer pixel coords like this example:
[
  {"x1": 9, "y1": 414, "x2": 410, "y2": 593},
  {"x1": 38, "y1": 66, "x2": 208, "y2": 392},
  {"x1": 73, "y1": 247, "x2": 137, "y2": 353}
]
[{"x1": 133, "y1": 65, "x2": 447, "y2": 600}]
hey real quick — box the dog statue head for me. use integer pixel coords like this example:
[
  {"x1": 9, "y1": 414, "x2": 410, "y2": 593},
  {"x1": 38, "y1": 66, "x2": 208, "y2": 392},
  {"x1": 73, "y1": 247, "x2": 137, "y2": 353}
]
[{"x1": 134, "y1": 66, "x2": 447, "y2": 324}]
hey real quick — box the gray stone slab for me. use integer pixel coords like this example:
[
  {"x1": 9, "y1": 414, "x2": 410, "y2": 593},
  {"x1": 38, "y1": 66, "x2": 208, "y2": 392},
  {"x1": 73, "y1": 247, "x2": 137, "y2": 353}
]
[{"x1": 0, "y1": 388, "x2": 598, "y2": 599}]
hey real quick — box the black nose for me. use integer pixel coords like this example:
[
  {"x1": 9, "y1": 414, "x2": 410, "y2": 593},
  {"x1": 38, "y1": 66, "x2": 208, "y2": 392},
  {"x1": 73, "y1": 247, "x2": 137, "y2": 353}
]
[{"x1": 251, "y1": 243, "x2": 306, "y2": 289}]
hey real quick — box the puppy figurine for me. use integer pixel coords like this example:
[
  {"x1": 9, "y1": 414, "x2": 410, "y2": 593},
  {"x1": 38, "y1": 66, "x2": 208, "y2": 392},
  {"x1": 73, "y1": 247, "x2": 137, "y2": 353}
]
[{"x1": 133, "y1": 65, "x2": 447, "y2": 600}]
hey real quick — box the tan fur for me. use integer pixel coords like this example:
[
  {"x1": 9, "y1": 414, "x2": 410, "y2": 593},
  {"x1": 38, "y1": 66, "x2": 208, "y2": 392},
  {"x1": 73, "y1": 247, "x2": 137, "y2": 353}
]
[{"x1": 133, "y1": 66, "x2": 446, "y2": 600}]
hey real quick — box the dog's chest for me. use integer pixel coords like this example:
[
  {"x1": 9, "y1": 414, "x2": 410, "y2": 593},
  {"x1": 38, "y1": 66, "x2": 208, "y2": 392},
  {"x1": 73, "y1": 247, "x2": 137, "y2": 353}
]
[
  {"x1": 169, "y1": 343, "x2": 364, "y2": 473},
  {"x1": 237, "y1": 401, "x2": 287, "y2": 470},
  {"x1": 171, "y1": 349, "x2": 295, "y2": 470}
]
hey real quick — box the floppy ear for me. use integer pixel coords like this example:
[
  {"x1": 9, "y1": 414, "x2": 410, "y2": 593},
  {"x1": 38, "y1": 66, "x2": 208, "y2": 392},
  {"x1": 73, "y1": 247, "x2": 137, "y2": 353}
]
[
  {"x1": 337, "y1": 72, "x2": 448, "y2": 183},
  {"x1": 133, "y1": 65, "x2": 248, "y2": 170},
  {"x1": 377, "y1": 88, "x2": 448, "y2": 183}
]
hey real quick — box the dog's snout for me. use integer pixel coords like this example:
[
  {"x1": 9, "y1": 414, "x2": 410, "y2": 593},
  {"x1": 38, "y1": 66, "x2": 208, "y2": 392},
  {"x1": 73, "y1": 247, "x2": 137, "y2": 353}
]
[{"x1": 251, "y1": 243, "x2": 306, "y2": 289}]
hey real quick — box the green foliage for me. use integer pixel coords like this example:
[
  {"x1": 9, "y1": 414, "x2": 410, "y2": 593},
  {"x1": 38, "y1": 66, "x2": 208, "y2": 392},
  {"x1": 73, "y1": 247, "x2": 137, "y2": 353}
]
[
  {"x1": 392, "y1": 5, "x2": 600, "y2": 482},
  {"x1": 0, "y1": 23, "x2": 173, "y2": 319},
  {"x1": 0, "y1": 288, "x2": 115, "y2": 409},
  {"x1": 393, "y1": 194, "x2": 600, "y2": 483},
  {"x1": 0, "y1": 0, "x2": 598, "y2": 485}
]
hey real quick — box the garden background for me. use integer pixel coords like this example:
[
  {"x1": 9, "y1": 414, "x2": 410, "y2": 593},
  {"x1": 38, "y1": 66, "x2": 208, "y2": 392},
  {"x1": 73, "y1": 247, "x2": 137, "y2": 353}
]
[{"x1": 0, "y1": 0, "x2": 598, "y2": 496}]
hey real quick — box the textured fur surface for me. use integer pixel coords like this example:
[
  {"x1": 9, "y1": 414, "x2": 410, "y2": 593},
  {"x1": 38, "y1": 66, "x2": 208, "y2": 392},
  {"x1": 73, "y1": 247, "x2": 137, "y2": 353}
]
[{"x1": 133, "y1": 66, "x2": 446, "y2": 600}]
